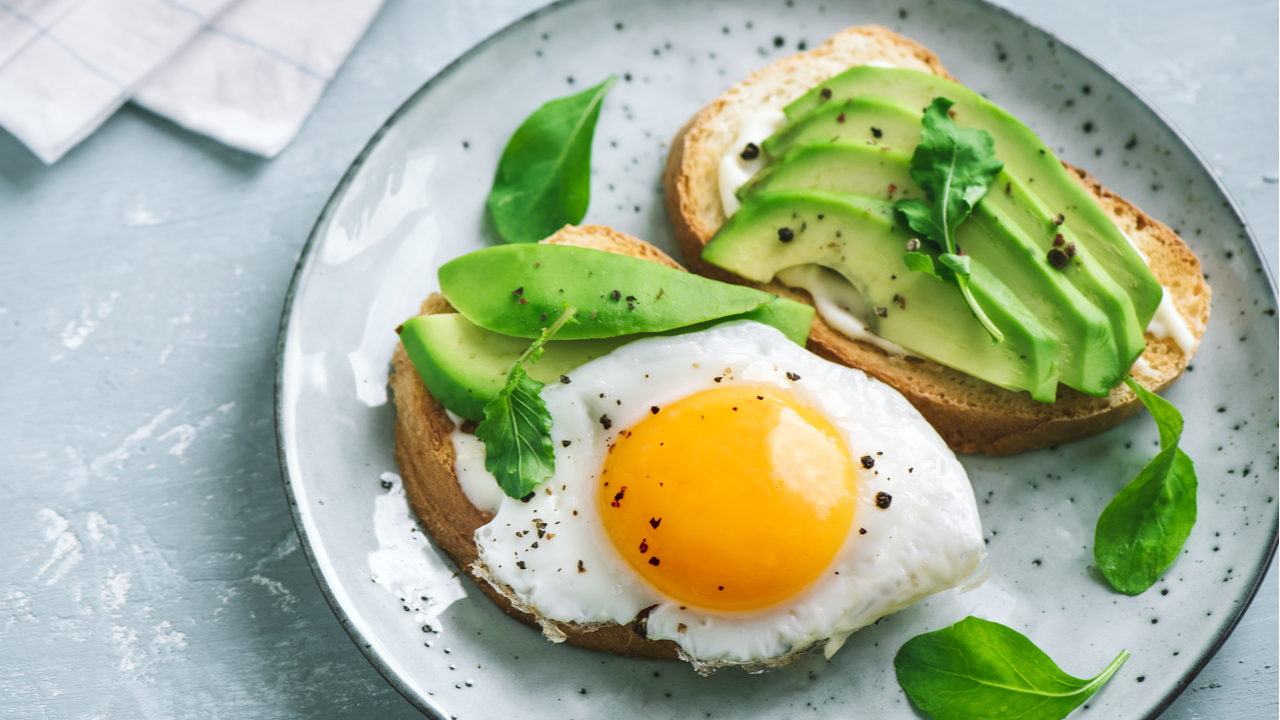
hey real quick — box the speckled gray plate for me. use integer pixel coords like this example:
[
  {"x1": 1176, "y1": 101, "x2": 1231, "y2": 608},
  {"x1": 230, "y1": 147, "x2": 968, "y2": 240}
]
[{"x1": 275, "y1": 0, "x2": 1279, "y2": 717}]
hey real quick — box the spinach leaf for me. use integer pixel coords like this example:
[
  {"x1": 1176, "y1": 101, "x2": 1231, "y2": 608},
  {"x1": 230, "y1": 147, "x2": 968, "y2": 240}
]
[
  {"x1": 486, "y1": 76, "x2": 617, "y2": 244},
  {"x1": 895, "y1": 616, "x2": 1128, "y2": 720},
  {"x1": 475, "y1": 305, "x2": 577, "y2": 499},
  {"x1": 895, "y1": 97, "x2": 1005, "y2": 342},
  {"x1": 1094, "y1": 377, "x2": 1198, "y2": 594}
]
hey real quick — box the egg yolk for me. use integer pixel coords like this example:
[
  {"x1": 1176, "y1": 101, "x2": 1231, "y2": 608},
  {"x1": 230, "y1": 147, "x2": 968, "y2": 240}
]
[{"x1": 598, "y1": 385, "x2": 858, "y2": 612}]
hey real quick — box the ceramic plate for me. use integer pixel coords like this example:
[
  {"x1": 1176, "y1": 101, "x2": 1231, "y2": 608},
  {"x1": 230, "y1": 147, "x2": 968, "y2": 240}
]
[{"x1": 275, "y1": 0, "x2": 1278, "y2": 717}]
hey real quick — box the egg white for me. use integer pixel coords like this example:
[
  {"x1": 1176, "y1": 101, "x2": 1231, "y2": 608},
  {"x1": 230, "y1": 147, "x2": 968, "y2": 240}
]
[{"x1": 454, "y1": 321, "x2": 984, "y2": 668}]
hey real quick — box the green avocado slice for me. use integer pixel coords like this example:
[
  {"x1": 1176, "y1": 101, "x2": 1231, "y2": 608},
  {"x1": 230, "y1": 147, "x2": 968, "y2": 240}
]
[
  {"x1": 783, "y1": 66, "x2": 1162, "y2": 327},
  {"x1": 703, "y1": 190, "x2": 1060, "y2": 401},
  {"x1": 760, "y1": 94, "x2": 923, "y2": 159},
  {"x1": 741, "y1": 141, "x2": 922, "y2": 203},
  {"x1": 400, "y1": 313, "x2": 634, "y2": 421},
  {"x1": 401, "y1": 298, "x2": 816, "y2": 421},
  {"x1": 438, "y1": 243, "x2": 811, "y2": 342},
  {"x1": 739, "y1": 142, "x2": 1127, "y2": 396},
  {"x1": 984, "y1": 160, "x2": 1147, "y2": 369}
]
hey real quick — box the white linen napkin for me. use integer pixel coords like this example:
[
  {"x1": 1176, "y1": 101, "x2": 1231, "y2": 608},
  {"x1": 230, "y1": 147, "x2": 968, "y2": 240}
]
[{"x1": 0, "y1": 0, "x2": 383, "y2": 163}]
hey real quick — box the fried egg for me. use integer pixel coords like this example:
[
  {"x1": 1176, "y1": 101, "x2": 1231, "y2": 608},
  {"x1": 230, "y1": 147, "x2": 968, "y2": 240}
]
[{"x1": 453, "y1": 321, "x2": 984, "y2": 669}]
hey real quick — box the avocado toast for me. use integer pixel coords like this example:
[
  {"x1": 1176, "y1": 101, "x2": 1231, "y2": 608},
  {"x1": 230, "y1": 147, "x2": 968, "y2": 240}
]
[{"x1": 663, "y1": 25, "x2": 1210, "y2": 454}]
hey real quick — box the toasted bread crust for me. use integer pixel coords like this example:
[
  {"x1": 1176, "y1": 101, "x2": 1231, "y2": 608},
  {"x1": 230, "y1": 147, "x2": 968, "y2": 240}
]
[
  {"x1": 662, "y1": 25, "x2": 1210, "y2": 454},
  {"x1": 390, "y1": 225, "x2": 683, "y2": 661}
]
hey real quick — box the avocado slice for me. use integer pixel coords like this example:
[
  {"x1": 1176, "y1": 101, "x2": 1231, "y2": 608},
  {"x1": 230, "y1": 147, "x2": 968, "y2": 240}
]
[
  {"x1": 760, "y1": 94, "x2": 923, "y2": 160},
  {"x1": 703, "y1": 190, "x2": 1060, "y2": 401},
  {"x1": 784, "y1": 66, "x2": 1162, "y2": 326},
  {"x1": 438, "y1": 243, "x2": 811, "y2": 341},
  {"x1": 981, "y1": 164, "x2": 1147, "y2": 368},
  {"x1": 401, "y1": 297, "x2": 816, "y2": 421},
  {"x1": 740, "y1": 142, "x2": 1124, "y2": 396},
  {"x1": 966, "y1": 200, "x2": 1119, "y2": 395},
  {"x1": 400, "y1": 313, "x2": 635, "y2": 421},
  {"x1": 739, "y1": 142, "x2": 923, "y2": 203}
]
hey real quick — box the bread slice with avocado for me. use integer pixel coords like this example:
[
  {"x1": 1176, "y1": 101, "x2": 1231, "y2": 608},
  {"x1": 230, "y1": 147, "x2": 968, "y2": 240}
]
[
  {"x1": 392, "y1": 224, "x2": 710, "y2": 663},
  {"x1": 662, "y1": 25, "x2": 1210, "y2": 454}
]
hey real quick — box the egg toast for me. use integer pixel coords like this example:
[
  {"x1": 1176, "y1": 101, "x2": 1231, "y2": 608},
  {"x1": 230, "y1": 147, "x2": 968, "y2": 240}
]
[
  {"x1": 390, "y1": 225, "x2": 689, "y2": 662},
  {"x1": 393, "y1": 223, "x2": 991, "y2": 670},
  {"x1": 662, "y1": 25, "x2": 1210, "y2": 454}
]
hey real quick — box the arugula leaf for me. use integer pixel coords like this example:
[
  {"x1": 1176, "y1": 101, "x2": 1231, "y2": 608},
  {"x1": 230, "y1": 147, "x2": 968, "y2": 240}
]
[
  {"x1": 1093, "y1": 377, "x2": 1198, "y2": 594},
  {"x1": 903, "y1": 251, "x2": 940, "y2": 278},
  {"x1": 937, "y1": 253, "x2": 972, "y2": 278},
  {"x1": 895, "y1": 97, "x2": 1005, "y2": 342},
  {"x1": 486, "y1": 76, "x2": 617, "y2": 244},
  {"x1": 475, "y1": 305, "x2": 578, "y2": 499},
  {"x1": 895, "y1": 616, "x2": 1128, "y2": 720}
]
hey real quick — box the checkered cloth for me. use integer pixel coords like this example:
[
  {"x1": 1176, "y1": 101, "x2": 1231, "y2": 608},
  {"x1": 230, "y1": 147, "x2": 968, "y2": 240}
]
[{"x1": 0, "y1": 0, "x2": 383, "y2": 163}]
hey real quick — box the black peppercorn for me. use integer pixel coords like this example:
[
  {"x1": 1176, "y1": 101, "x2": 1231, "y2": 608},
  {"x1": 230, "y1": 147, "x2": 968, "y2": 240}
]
[{"x1": 1047, "y1": 247, "x2": 1070, "y2": 269}]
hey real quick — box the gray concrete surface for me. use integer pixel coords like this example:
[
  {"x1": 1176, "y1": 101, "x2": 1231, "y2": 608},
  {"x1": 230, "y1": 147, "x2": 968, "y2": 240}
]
[{"x1": 0, "y1": 0, "x2": 1274, "y2": 717}]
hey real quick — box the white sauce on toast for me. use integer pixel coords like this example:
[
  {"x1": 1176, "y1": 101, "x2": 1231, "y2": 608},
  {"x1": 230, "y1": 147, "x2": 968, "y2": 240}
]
[
  {"x1": 446, "y1": 411, "x2": 505, "y2": 514},
  {"x1": 1148, "y1": 287, "x2": 1198, "y2": 355},
  {"x1": 1120, "y1": 231, "x2": 1196, "y2": 355},
  {"x1": 775, "y1": 265, "x2": 913, "y2": 357},
  {"x1": 718, "y1": 108, "x2": 787, "y2": 217}
]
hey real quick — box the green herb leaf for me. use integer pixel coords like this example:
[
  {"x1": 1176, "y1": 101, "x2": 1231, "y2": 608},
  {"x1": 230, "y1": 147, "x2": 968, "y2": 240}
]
[
  {"x1": 486, "y1": 76, "x2": 617, "y2": 244},
  {"x1": 1093, "y1": 377, "x2": 1198, "y2": 594},
  {"x1": 895, "y1": 616, "x2": 1128, "y2": 720},
  {"x1": 476, "y1": 367, "x2": 554, "y2": 499},
  {"x1": 906, "y1": 98, "x2": 1006, "y2": 248},
  {"x1": 475, "y1": 305, "x2": 578, "y2": 498},
  {"x1": 895, "y1": 97, "x2": 1005, "y2": 342},
  {"x1": 896, "y1": 198, "x2": 945, "y2": 247},
  {"x1": 937, "y1": 253, "x2": 971, "y2": 279},
  {"x1": 903, "y1": 251, "x2": 940, "y2": 278}
]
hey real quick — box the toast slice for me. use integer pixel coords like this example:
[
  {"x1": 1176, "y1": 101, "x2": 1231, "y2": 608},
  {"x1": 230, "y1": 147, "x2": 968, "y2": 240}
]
[
  {"x1": 390, "y1": 225, "x2": 687, "y2": 662},
  {"x1": 662, "y1": 25, "x2": 1210, "y2": 454}
]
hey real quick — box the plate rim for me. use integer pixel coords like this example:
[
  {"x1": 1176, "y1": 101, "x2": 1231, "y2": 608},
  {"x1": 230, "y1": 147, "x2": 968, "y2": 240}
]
[{"x1": 272, "y1": 0, "x2": 1279, "y2": 717}]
